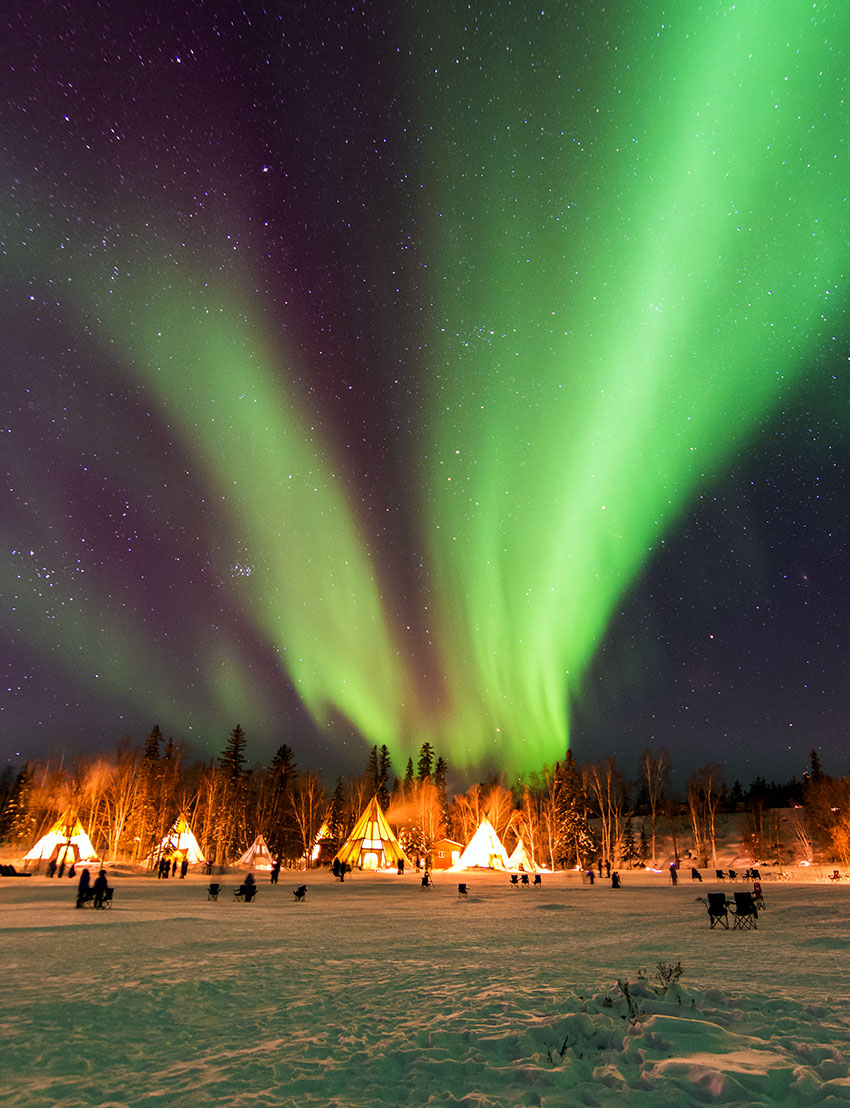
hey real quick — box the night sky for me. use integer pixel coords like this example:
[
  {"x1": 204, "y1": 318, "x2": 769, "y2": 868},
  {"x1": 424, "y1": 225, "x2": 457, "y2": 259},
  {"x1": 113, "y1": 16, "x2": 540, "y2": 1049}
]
[{"x1": 3, "y1": 2, "x2": 849, "y2": 787}]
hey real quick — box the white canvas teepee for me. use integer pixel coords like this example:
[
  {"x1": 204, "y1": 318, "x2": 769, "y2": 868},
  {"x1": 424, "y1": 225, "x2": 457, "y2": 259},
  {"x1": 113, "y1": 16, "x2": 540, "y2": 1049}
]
[
  {"x1": 506, "y1": 838, "x2": 539, "y2": 872},
  {"x1": 237, "y1": 834, "x2": 274, "y2": 870},
  {"x1": 451, "y1": 818, "x2": 511, "y2": 871},
  {"x1": 334, "y1": 797, "x2": 411, "y2": 870},
  {"x1": 148, "y1": 815, "x2": 205, "y2": 864},
  {"x1": 25, "y1": 816, "x2": 99, "y2": 865}
]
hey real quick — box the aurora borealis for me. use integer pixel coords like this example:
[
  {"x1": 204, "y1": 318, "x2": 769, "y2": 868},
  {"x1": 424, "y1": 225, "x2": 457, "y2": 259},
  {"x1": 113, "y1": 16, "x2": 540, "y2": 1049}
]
[{"x1": 2, "y1": 2, "x2": 849, "y2": 779}]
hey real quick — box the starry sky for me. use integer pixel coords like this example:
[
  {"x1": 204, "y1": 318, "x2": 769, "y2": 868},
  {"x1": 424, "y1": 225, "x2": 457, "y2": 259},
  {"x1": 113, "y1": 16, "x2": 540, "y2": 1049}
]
[{"x1": 2, "y1": 1, "x2": 849, "y2": 786}]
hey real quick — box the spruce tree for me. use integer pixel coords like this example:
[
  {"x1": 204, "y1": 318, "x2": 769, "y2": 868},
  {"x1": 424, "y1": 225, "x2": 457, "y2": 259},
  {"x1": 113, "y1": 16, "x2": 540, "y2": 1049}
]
[
  {"x1": 219, "y1": 725, "x2": 247, "y2": 778},
  {"x1": 377, "y1": 745, "x2": 392, "y2": 809},
  {"x1": 417, "y1": 742, "x2": 435, "y2": 781},
  {"x1": 556, "y1": 751, "x2": 596, "y2": 869}
]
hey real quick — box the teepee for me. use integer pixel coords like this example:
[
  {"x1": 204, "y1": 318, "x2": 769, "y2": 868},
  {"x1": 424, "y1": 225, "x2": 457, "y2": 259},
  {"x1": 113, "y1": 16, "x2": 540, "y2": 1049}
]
[
  {"x1": 451, "y1": 817, "x2": 511, "y2": 871},
  {"x1": 237, "y1": 834, "x2": 274, "y2": 870},
  {"x1": 506, "y1": 838, "x2": 539, "y2": 872},
  {"x1": 148, "y1": 815, "x2": 205, "y2": 865},
  {"x1": 25, "y1": 815, "x2": 99, "y2": 865},
  {"x1": 333, "y1": 797, "x2": 411, "y2": 871}
]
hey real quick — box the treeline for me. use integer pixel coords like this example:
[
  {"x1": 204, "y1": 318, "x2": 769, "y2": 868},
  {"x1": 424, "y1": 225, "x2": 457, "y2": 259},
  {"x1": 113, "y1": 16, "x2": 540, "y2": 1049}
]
[{"x1": 0, "y1": 728, "x2": 847, "y2": 870}]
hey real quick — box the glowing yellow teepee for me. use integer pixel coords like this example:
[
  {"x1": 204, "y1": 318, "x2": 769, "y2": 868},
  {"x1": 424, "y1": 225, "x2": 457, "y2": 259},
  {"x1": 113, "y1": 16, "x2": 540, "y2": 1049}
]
[
  {"x1": 450, "y1": 818, "x2": 511, "y2": 871},
  {"x1": 333, "y1": 797, "x2": 411, "y2": 871},
  {"x1": 25, "y1": 816, "x2": 99, "y2": 864}
]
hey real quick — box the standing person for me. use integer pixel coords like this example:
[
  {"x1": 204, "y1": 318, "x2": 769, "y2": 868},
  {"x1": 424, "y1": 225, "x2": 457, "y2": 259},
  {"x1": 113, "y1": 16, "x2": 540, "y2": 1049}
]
[
  {"x1": 270, "y1": 858, "x2": 281, "y2": 884},
  {"x1": 171, "y1": 858, "x2": 178, "y2": 878},
  {"x1": 180, "y1": 857, "x2": 189, "y2": 879},
  {"x1": 76, "y1": 867, "x2": 91, "y2": 908},
  {"x1": 669, "y1": 862, "x2": 678, "y2": 885},
  {"x1": 46, "y1": 858, "x2": 57, "y2": 878},
  {"x1": 92, "y1": 868, "x2": 109, "y2": 909},
  {"x1": 611, "y1": 871, "x2": 621, "y2": 889}
]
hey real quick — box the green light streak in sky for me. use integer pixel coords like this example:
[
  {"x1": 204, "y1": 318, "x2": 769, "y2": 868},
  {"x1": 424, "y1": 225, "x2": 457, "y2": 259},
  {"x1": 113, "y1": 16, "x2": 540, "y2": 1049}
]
[
  {"x1": 420, "y1": 4, "x2": 850, "y2": 769},
  {"x1": 96, "y1": 271, "x2": 415, "y2": 750}
]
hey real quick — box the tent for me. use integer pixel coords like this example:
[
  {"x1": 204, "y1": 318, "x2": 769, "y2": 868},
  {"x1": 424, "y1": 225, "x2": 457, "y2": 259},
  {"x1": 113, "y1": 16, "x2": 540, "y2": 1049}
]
[
  {"x1": 237, "y1": 834, "x2": 274, "y2": 870},
  {"x1": 506, "y1": 838, "x2": 539, "y2": 872},
  {"x1": 25, "y1": 816, "x2": 99, "y2": 865},
  {"x1": 450, "y1": 818, "x2": 511, "y2": 871},
  {"x1": 333, "y1": 797, "x2": 411, "y2": 871},
  {"x1": 147, "y1": 815, "x2": 205, "y2": 865}
]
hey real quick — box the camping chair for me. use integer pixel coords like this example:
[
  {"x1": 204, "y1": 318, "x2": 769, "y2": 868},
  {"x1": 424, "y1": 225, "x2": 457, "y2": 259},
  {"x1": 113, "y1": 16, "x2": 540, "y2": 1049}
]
[
  {"x1": 829, "y1": 870, "x2": 842, "y2": 881},
  {"x1": 457, "y1": 882, "x2": 468, "y2": 899},
  {"x1": 207, "y1": 882, "x2": 220, "y2": 901},
  {"x1": 731, "y1": 891, "x2": 758, "y2": 929},
  {"x1": 691, "y1": 868, "x2": 703, "y2": 882},
  {"x1": 293, "y1": 885, "x2": 307, "y2": 902},
  {"x1": 707, "y1": 892, "x2": 730, "y2": 929},
  {"x1": 234, "y1": 883, "x2": 257, "y2": 903},
  {"x1": 509, "y1": 874, "x2": 519, "y2": 889},
  {"x1": 420, "y1": 873, "x2": 432, "y2": 890},
  {"x1": 727, "y1": 869, "x2": 737, "y2": 880},
  {"x1": 99, "y1": 887, "x2": 114, "y2": 909},
  {"x1": 533, "y1": 874, "x2": 542, "y2": 888},
  {"x1": 752, "y1": 881, "x2": 765, "y2": 910},
  {"x1": 715, "y1": 869, "x2": 726, "y2": 880},
  {"x1": 520, "y1": 873, "x2": 530, "y2": 888}
]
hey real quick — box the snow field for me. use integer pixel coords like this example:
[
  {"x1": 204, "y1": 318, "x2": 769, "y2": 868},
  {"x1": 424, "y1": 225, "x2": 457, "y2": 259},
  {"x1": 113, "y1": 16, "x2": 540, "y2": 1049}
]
[{"x1": 1, "y1": 868, "x2": 849, "y2": 1107}]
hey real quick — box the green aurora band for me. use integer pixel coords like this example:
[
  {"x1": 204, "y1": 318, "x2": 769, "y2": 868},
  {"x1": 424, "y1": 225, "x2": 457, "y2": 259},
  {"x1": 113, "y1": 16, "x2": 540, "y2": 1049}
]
[
  {"x1": 5, "y1": 3, "x2": 849, "y2": 773},
  {"x1": 418, "y1": 4, "x2": 849, "y2": 767}
]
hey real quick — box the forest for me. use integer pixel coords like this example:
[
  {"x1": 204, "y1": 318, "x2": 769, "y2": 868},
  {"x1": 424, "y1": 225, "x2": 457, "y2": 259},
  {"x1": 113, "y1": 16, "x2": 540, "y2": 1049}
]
[{"x1": 2, "y1": 726, "x2": 849, "y2": 872}]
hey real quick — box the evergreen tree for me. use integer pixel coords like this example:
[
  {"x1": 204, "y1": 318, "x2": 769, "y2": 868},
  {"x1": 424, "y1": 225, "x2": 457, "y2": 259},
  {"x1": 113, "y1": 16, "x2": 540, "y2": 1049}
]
[
  {"x1": 810, "y1": 748, "x2": 825, "y2": 780},
  {"x1": 267, "y1": 744, "x2": 299, "y2": 862},
  {"x1": 377, "y1": 745, "x2": 392, "y2": 809},
  {"x1": 621, "y1": 816, "x2": 638, "y2": 867},
  {"x1": 556, "y1": 751, "x2": 595, "y2": 869},
  {"x1": 433, "y1": 756, "x2": 449, "y2": 825},
  {"x1": 327, "y1": 778, "x2": 348, "y2": 846},
  {"x1": 5, "y1": 765, "x2": 36, "y2": 847},
  {"x1": 270, "y1": 743, "x2": 297, "y2": 788},
  {"x1": 639, "y1": 827, "x2": 650, "y2": 866},
  {"x1": 219, "y1": 725, "x2": 247, "y2": 778},
  {"x1": 364, "y1": 745, "x2": 380, "y2": 793},
  {"x1": 403, "y1": 757, "x2": 415, "y2": 791},
  {"x1": 417, "y1": 742, "x2": 435, "y2": 782}
]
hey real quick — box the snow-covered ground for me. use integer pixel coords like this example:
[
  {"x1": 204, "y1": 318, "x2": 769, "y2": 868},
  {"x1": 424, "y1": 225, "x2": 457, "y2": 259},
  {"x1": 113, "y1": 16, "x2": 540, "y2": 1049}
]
[{"x1": 1, "y1": 866, "x2": 848, "y2": 1107}]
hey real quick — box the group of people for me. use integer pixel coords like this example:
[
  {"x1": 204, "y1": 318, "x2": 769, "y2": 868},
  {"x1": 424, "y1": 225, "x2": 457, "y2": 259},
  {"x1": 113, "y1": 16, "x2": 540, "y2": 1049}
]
[
  {"x1": 583, "y1": 859, "x2": 621, "y2": 887},
  {"x1": 156, "y1": 855, "x2": 189, "y2": 879},
  {"x1": 75, "y1": 867, "x2": 111, "y2": 908}
]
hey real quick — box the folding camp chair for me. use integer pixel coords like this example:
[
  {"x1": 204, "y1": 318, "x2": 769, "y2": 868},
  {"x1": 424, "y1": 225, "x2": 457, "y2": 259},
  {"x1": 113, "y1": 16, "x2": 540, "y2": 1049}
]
[
  {"x1": 420, "y1": 873, "x2": 432, "y2": 890},
  {"x1": 207, "y1": 882, "x2": 221, "y2": 901},
  {"x1": 533, "y1": 874, "x2": 542, "y2": 888},
  {"x1": 731, "y1": 891, "x2": 758, "y2": 929},
  {"x1": 457, "y1": 882, "x2": 468, "y2": 899},
  {"x1": 509, "y1": 874, "x2": 519, "y2": 889},
  {"x1": 234, "y1": 883, "x2": 258, "y2": 903},
  {"x1": 706, "y1": 892, "x2": 729, "y2": 929},
  {"x1": 293, "y1": 885, "x2": 307, "y2": 902},
  {"x1": 715, "y1": 869, "x2": 726, "y2": 880},
  {"x1": 727, "y1": 869, "x2": 737, "y2": 881},
  {"x1": 101, "y1": 887, "x2": 114, "y2": 909},
  {"x1": 520, "y1": 874, "x2": 530, "y2": 888},
  {"x1": 752, "y1": 881, "x2": 765, "y2": 910}
]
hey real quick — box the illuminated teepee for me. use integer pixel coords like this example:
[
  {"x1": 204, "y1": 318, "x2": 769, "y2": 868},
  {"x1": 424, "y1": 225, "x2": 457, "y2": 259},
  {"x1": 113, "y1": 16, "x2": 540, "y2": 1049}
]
[
  {"x1": 333, "y1": 797, "x2": 411, "y2": 871},
  {"x1": 506, "y1": 838, "x2": 540, "y2": 872},
  {"x1": 236, "y1": 834, "x2": 274, "y2": 870},
  {"x1": 147, "y1": 815, "x2": 205, "y2": 865},
  {"x1": 25, "y1": 815, "x2": 99, "y2": 865},
  {"x1": 451, "y1": 818, "x2": 511, "y2": 871}
]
